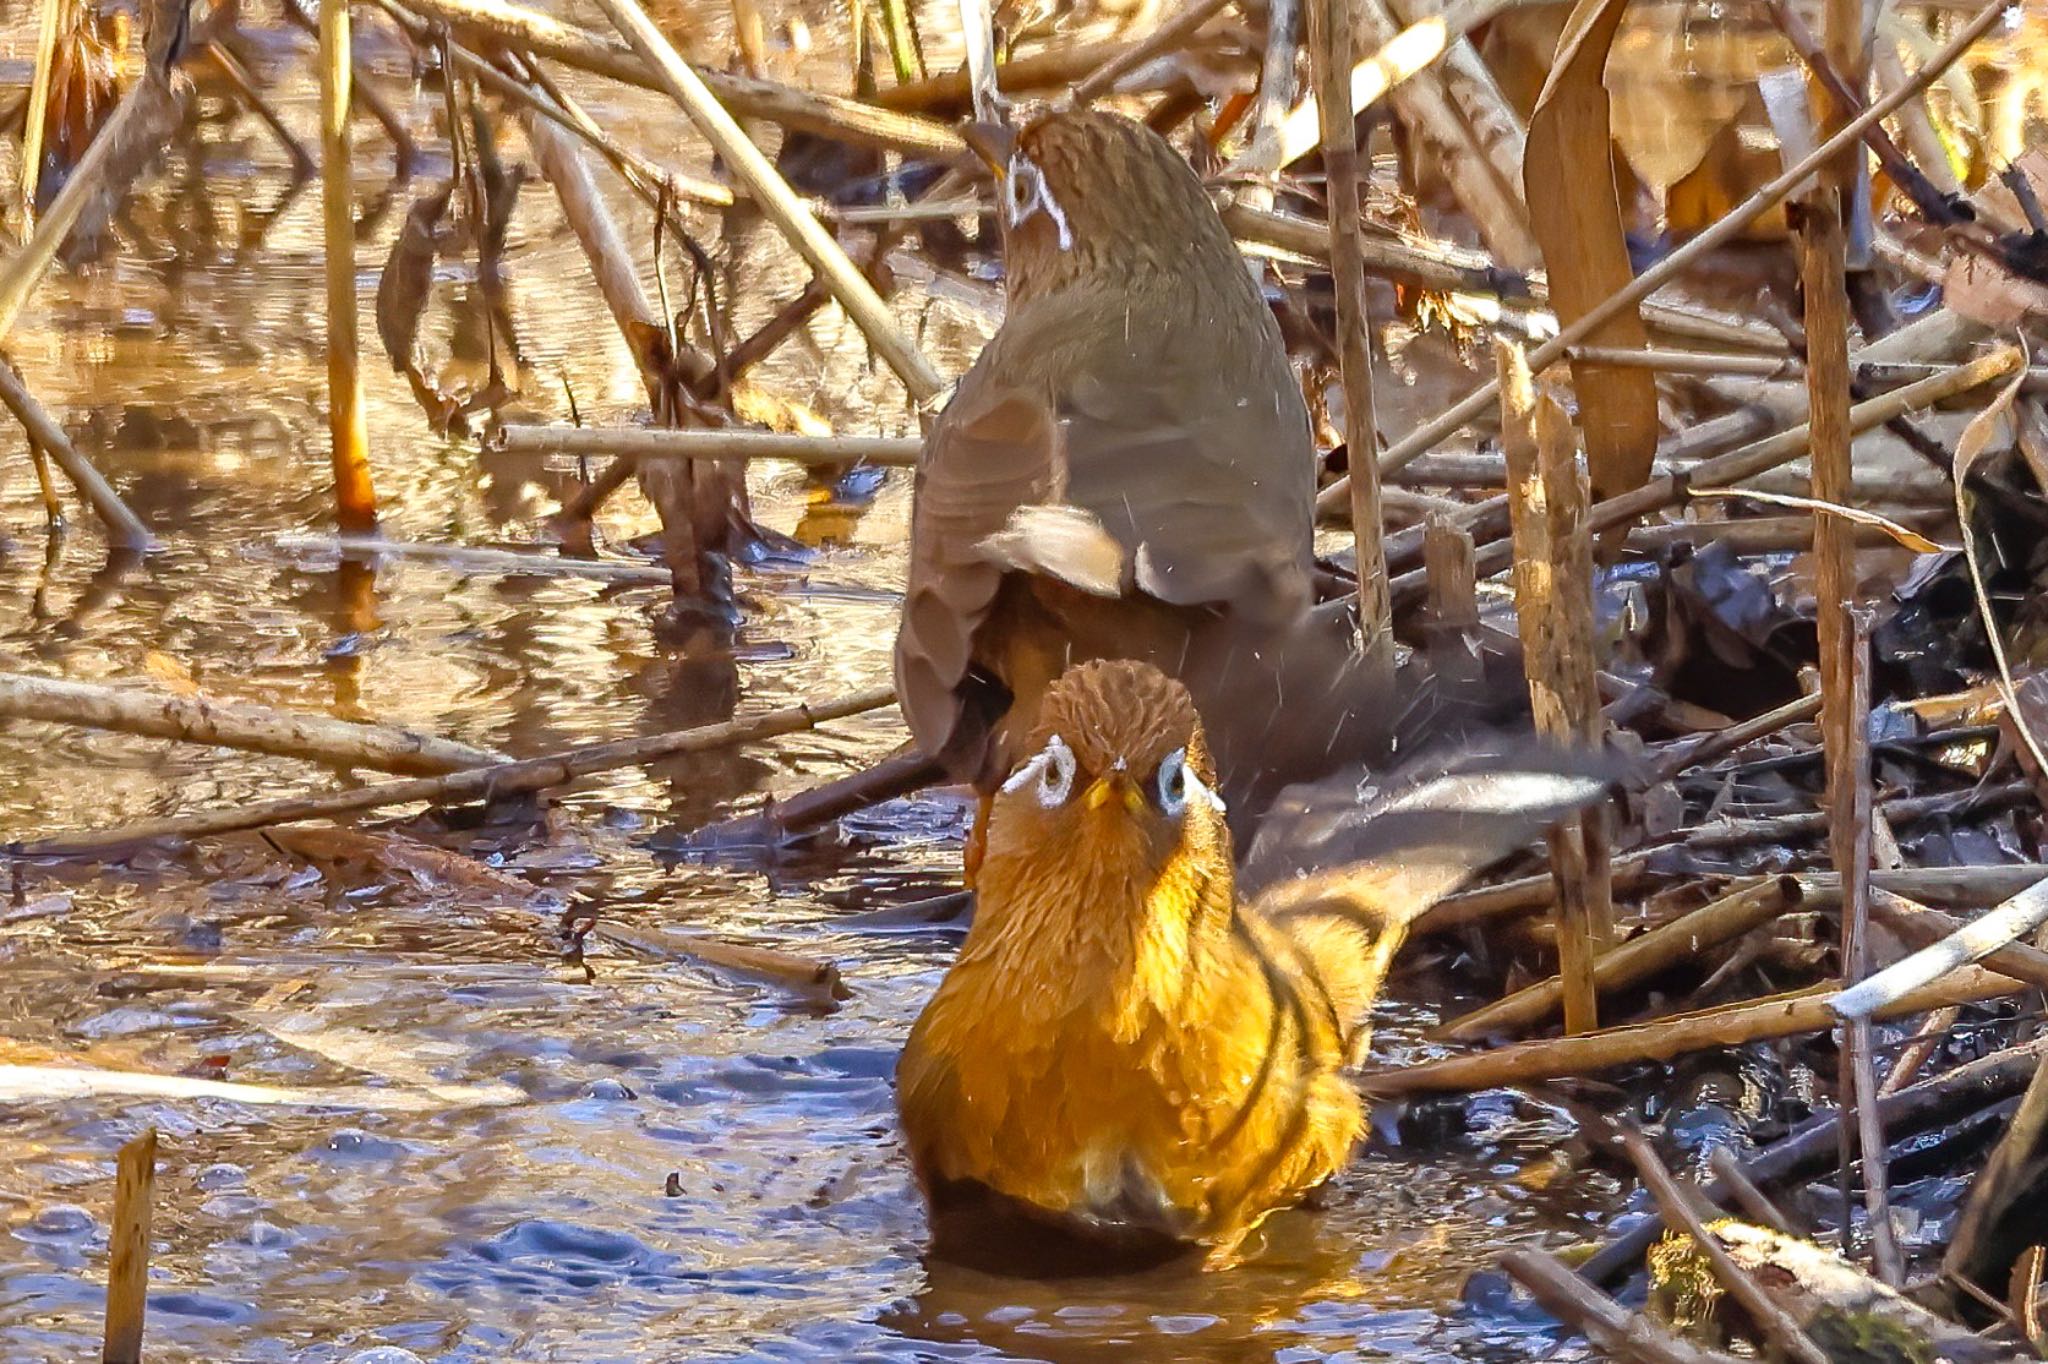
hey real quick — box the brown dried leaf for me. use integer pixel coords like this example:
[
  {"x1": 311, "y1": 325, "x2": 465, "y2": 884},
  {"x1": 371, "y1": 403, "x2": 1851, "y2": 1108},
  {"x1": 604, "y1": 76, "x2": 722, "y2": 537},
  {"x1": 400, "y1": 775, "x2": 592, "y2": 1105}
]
[
  {"x1": 268, "y1": 825, "x2": 549, "y2": 907},
  {"x1": 1523, "y1": 0, "x2": 1659, "y2": 501},
  {"x1": 375, "y1": 182, "x2": 454, "y2": 375}
]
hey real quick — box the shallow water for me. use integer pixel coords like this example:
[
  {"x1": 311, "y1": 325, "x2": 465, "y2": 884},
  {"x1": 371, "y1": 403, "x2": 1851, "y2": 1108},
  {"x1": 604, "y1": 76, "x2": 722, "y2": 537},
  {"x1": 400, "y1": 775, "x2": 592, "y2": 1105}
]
[{"x1": 0, "y1": 9, "x2": 1643, "y2": 1360}]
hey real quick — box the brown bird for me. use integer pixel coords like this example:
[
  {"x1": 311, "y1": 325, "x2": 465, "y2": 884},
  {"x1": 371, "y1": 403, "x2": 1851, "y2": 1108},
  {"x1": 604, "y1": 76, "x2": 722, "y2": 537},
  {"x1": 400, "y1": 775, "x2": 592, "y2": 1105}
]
[
  {"x1": 896, "y1": 659, "x2": 1612, "y2": 1272},
  {"x1": 894, "y1": 107, "x2": 1382, "y2": 878}
]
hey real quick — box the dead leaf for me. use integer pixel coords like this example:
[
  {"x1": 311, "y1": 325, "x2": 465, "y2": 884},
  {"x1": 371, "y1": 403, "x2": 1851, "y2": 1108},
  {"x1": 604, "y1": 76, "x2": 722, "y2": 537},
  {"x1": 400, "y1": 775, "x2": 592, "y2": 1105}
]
[
  {"x1": 1523, "y1": 0, "x2": 1659, "y2": 502},
  {"x1": 268, "y1": 825, "x2": 553, "y2": 908},
  {"x1": 141, "y1": 651, "x2": 198, "y2": 696},
  {"x1": 1690, "y1": 488, "x2": 1957, "y2": 553}
]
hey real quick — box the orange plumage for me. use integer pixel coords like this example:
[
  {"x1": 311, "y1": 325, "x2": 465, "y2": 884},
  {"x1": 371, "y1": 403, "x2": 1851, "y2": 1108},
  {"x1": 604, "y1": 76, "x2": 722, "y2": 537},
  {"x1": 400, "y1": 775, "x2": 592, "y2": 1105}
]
[
  {"x1": 897, "y1": 659, "x2": 1614, "y2": 1272},
  {"x1": 897, "y1": 661, "x2": 1410, "y2": 1270}
]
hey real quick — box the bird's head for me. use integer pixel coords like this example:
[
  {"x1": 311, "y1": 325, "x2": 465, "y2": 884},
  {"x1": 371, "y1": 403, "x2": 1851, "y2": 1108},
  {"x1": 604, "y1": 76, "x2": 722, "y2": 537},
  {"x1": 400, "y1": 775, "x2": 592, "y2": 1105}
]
[
  {"x1": 983, "y1": 660, "x2": 1230, "y2": 883},
  {"x1": 963, "y1": 109, "x2": 1243, "y2": 302}
]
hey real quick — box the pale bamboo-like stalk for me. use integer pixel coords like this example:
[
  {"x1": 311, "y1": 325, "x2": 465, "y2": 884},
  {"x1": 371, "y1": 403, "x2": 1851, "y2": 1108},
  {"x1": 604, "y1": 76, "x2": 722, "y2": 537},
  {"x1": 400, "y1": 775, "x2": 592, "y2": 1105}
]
[
  {"x1": 493, "y1": 424, "x2": 922, "y2": 465},
  {"x1": 16, "y1": 687, "x2": 896, "y2": 855},
  {"x1": 0, "y1": 672, "x2": 506, "y2": 774},
  {"x1": 320, "y1": 0, "x2": 378, "y2": 530},
  {"x1": 1308, "y1": 0, "x2": 1393, "y2": 688},
  {"x1": 20, "y1": 0, "x2": 66, "y2": 224},
  {"x1": 589, "y1": 0, "x2": 945, "y2": 405},
  {"x1": 1314, "y1": 0, "x2": 2015, "y2": 515},
  {"x1": 1364, "y1": 966, "x2": 2021, "y2": 1094}
]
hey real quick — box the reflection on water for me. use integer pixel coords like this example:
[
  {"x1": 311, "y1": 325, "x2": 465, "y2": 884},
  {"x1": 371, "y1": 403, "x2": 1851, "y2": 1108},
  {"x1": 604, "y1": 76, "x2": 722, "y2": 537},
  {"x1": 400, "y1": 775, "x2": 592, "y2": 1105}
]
[{"x1": 0, "y1": 5, "x2": 1626, "y2": 1360}]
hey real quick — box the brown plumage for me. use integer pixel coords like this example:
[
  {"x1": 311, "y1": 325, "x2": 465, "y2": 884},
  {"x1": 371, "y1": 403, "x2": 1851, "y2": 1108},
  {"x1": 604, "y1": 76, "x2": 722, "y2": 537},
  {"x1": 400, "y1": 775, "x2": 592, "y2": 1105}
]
[
  {"x1": 894, "y1": 109, "x2": 1383, "y2": 855},
  {"x1": 896, "y1": 660, "x2": 1613, "y2": 1272}
]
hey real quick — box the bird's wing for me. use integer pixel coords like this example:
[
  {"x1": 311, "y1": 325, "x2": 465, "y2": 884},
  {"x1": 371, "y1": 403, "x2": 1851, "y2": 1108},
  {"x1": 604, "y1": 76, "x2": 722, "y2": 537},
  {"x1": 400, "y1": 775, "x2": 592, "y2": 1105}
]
[
  {"x1": 895, "y1": 374, "x2": 1063, "y2": 765},
  {"x1": 1240, "y1": 737, "x2": 1624, "y2": 1043},
  {"x1": 895, "y1": 302, "x2": 1318, "y2": 767},
  {"x1": 1058, "y1": 359, "x2": 1313, "y2": 622}
]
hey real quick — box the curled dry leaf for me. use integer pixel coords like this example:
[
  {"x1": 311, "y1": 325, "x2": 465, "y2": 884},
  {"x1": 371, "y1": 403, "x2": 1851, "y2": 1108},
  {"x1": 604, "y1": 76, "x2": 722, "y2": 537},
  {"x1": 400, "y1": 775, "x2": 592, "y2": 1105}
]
[
  {"x1": 1522, "y1": 0, "x2": 1658, "y2": 502},
  {"x1": 1689, "y1": 488, "x2": 1957, "y2": 554}
]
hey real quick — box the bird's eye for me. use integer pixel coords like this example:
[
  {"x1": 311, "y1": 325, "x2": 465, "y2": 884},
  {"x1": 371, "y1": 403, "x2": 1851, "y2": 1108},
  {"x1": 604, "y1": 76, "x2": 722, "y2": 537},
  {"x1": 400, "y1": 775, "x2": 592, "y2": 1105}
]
[
  {"x1": 1002, "y1": 158, "x2": 1041, "y2": 226},
  {"x1": 1000, "y1": 155, "x2": 1075, "y2": 251},
  {"x1": 1155, "y1": 747, "x2": 1225, "y2": 818},
  {"x1": 1157, "y1": 748, "x2": 1189, "y2": 817},
  {"x1": 1001, "y1": 734, "x2": 1077, "y2": 809},
  {"x1": 1036, "y1": 734, "x2": 1077, "y2": 807}
]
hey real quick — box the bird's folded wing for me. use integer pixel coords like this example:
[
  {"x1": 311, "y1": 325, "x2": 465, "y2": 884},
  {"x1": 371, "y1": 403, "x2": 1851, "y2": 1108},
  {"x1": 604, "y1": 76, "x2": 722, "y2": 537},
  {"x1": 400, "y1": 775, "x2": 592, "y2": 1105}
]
[
  {"x1": 896, "y1": 383, "x2": 1063, "y2": 756},
  {"x1": 1060, "y1": 370, "x2": 1313, "y2": 621}
]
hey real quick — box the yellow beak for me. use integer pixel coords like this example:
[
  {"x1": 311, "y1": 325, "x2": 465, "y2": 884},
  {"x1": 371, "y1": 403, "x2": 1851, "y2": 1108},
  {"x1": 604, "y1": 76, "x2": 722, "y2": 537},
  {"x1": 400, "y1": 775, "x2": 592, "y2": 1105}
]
[{"x1": 1082, "y1": 772, "x2": 1148, "y2": 818}]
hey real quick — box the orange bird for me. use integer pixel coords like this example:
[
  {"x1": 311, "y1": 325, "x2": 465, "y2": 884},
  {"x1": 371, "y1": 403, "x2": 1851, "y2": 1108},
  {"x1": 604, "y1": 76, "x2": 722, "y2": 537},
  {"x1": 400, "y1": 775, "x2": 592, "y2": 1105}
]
[{"x1": 896, "y1": 659, "x2": 1611, "y2": 1272}]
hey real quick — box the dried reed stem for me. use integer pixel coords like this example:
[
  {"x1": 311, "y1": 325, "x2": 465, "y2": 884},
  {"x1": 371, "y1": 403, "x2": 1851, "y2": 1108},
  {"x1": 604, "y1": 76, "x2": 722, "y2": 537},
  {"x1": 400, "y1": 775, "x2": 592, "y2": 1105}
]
[
  {"x1": 15, "y1": 687, "x2": 897, "y2": 855},
  {"x1": 320, "y1": 0, "x2": 378, "y2": 530},
  {"x1": 1314, "y1": 0, "x2": 2015, "y2": 514},
  {"x1": 0, "y1": 353, "x2": 149, "y2": 546},
  {"x1": 1308, "y1": 0, "x2": 1394, "y2": 686},
  {"x1": 590, "y1": 0, "x2": 944, "y2": 405},
  {"x1": 0, "y1": 671, "x2": 506, "y2": 774},
  {"x1": 494, "y1": 425, "x2": 922, "y2": 465}
]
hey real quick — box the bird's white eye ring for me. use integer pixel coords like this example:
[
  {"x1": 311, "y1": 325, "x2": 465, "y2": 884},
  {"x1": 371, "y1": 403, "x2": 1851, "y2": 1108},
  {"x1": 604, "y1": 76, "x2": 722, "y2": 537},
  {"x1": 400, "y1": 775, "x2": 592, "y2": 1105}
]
[
  {"x1": 1000, "y1": 734, "x2": 1077, "y2": 809},
  {"x1": 1002, "y1": 158, "x2": 1041, "y2": 227},
  {"x1": 1157, "y1": 748, "x2": 1189, "y2": 817},
  {"x1": 1000, "y1": 155, "x2": 1075, "y2": 251}
]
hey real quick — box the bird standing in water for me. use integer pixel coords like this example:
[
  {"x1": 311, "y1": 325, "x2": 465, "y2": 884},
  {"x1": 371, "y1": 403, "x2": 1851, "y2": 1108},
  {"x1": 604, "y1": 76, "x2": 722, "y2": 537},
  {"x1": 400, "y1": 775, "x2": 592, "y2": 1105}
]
[
  {"x1": 894, "y1": 108, "x2": 1385, "y2": 880},
  {"x1": 896, "y1": 660, "x2": 1612, "y2": 1272}
]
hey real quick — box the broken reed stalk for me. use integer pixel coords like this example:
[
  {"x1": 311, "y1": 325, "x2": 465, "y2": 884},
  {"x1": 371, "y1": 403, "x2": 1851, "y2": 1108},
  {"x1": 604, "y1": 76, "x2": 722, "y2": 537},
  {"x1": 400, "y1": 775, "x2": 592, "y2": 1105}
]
[
  {"x1": 1436, "y1": 877, "x2": 1798, "y2": 1040},
  {"x1": 1362, "y1": 964, "x2": 2021, "y2": 1094},
  {"x1": 493, "y1": 425, "x2": 922, "y2": 466},
  {"x1": 1072, "y1": 0, "x2": 1232, "y2": 103},
  {"x1": 0, "y1": 672, "x2": 506, "y2": 774},
  {"x1": 1314, "y1": 0, "x2": 2016, "y2": 516},
  {"x1": 1223, "y1": 200, "x2": 1783, "y2": 354},
  {"x1": 1351, "y1": 0, "x2": 1538, "y2": 271},
  {"x1": 1307, "y1": 0, "x2": 1394, "y2": 689},
  {"x1": 15, "y1": 687, "x2": 896, "y2": 855},
  {"x1": 1500, "y1": 1249, "x2": 1749, "y2": 1364},
  {"x1": 1620, "y1": 1130, "x2": 1832, "y2": 1364},
  {"x1": 101, "y1": 1127, "x2": 156, "y2": 1364},
  {"x1": 0, "y1": 353, "x2": 150, "y2": 547},
  {"x1": 1421, "y1": 512, "x2": 1480, "y2": 697},
  {"x1": 589, "y1": 0, "x2": 945, "y2": 405},
  {"x1": 320, "y1": 0, "x2": 378, "y2": 531},
  {"x1": 590, "y1": 920, "x2": 848, "y2": 1005},
  {"x1": 1499, "y1": 343, "x2": 1601, "y2": 1030}
]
